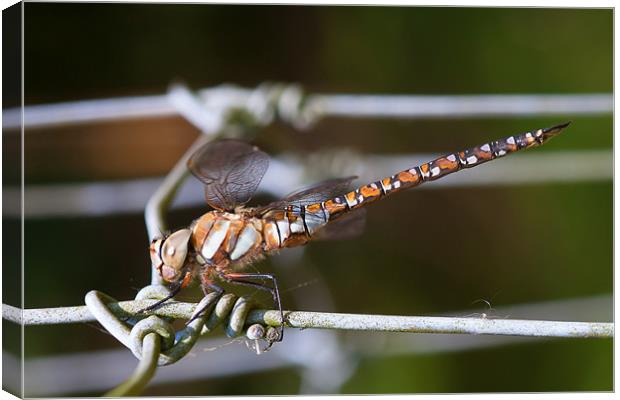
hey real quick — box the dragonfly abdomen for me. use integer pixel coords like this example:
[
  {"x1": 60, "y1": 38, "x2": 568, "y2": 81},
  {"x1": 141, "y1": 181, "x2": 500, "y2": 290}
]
[
  {"x1": 318, "y1": 122, "x2": 570, "y2": 220},
  {"x1": 261, "y1": 207, "x2": 328, "y2": 249}
]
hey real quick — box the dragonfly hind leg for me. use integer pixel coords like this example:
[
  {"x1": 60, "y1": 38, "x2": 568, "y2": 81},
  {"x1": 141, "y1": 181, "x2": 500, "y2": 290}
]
[
  {"x1": 186, "y1": 276, "x2": 225, "y2": 325},
  {"x1": 218, "y1": 271, "x2": 285, "y2": 346}
]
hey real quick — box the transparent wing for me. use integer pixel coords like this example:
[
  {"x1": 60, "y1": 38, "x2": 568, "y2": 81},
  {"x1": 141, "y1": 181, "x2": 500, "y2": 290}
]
[
  {"x1": 314, "y1": 208, "x2": 366, "y2": 241},
  {"x1": 187, "y1": 140, "x2": 269, "y2": 211},
  {"x1": 284, "y1": 176, "x2": 357, "y2": 206},
  {"x1": 256, "y1": 176, "x2": 364, "y2": 238},
  {"x1": 257, "y1": 176, "x2": 357, "y2": 214}
]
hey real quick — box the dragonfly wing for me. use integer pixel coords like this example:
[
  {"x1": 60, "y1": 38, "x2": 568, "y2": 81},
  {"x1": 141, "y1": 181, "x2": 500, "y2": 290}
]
[
  {"x1": 257, "y1": 176, "x2": 357, "y2": 214},
  {"x1": 284, "y1": 176, "x2": 357, "y2": 206},
  {"x1": 257, "y1": 176, "x2": 362, "y2": 238},
  {"x1": 188, "y1": 140, "x2": 269, "y2": 211},
  {"x1": 313, "y1": 208, "x2": 366, "y2": 241}
]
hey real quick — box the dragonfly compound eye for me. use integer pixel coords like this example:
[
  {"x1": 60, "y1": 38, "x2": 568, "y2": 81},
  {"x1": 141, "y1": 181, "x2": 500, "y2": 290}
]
[
  {"x1": 161, "y1": 228, "x2": 192, "y2": 270},
  {"x1": 149, "y1": 239, "x2": 164, "y2": 271}
]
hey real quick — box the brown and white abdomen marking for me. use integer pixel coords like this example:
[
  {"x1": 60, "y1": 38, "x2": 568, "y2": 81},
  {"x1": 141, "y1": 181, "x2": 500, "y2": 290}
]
[{"x1": 310, "y1": 123, "x2": 570, "y2": 221}]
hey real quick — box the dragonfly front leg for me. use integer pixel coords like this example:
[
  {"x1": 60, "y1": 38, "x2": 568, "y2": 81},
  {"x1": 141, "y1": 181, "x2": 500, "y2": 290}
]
[
  {"x1": 137, "y1": 270, "x2": 193, "y2": 314},
  {"x1": 218, "y1": 271, "x2": 285, "y2": 345}
]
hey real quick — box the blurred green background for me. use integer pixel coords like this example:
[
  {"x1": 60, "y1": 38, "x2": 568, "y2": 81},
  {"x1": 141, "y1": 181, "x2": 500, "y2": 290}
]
[{"x1": 6, "y1": 4, "x2": 613, "y2": 396}]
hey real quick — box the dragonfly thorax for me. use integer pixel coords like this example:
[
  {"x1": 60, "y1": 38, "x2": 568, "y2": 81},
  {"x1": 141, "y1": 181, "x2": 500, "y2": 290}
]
[
  {"x1": 189, "y1": 207, "x2": 323, "y2": 271},
  {"x1": 190, "y1": 211, "x2": 267, "y2": 270},
  {"x1": 150, "y1": 207, "x2": 324, "y2": 284}
]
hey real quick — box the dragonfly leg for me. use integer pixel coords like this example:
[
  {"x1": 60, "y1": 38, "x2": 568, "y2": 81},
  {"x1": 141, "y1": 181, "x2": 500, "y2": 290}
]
[
  {"x1": 187, "y1": 285, "x2": 225, "y2": 326},
  {"x1": 218, "y1": 272, "x2": 285, "y2": 344},
  {"x1": 200, "y1": 273, "x2": 224, "y2": 296},
  {"x1": 185, "y1": 274, "x2": 226, "y2": 325},
  {"x1": 136, "y1": 270, "x2": 192, "y2": 314}
]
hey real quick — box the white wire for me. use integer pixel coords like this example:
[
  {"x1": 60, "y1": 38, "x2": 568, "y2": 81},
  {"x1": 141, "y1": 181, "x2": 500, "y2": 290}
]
[
  {"x1": 14, "y1": 294, "x2": 611, "y2": 396},
  {"x1": 2, "y1": 85, "x2": 612, "y2": 130},
  {"x1": 3, "y1": 94, "x2": 175, "y2": 130},
  {"x1": 315, "y1": 93, "x2": 613, "y2": 118}
]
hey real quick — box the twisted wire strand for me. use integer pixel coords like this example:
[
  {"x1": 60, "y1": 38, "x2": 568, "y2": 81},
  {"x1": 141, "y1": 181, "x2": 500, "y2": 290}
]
[
  {"x1": 3, "y1": 84, "x2": 612, "y2": 130},
  {"x1": 85, "y1": 288, "x2": 264, "y2": 366},
  {"x1": 82, "y1": 285, "x2": 270, "y2": 395},
  {"x1": 145, "y1": 83, "x2": 226, "y2": 286},
  {"x1": 84, "y1": 288, "x2": 196, "y2": 395},
  {"x1": 104, "y1": 332, "x2": 160, "y2": 397}
]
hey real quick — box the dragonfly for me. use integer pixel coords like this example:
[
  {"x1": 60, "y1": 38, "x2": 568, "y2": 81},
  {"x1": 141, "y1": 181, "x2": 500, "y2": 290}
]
[{"x1": 146, "y1": 121, "x2": 570, "y2": 346}]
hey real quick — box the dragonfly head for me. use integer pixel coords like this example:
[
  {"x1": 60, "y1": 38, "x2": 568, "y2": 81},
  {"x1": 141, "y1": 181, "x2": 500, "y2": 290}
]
[{"x1": 149, "y1": 228, "x2": 192, "y2": 283}]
